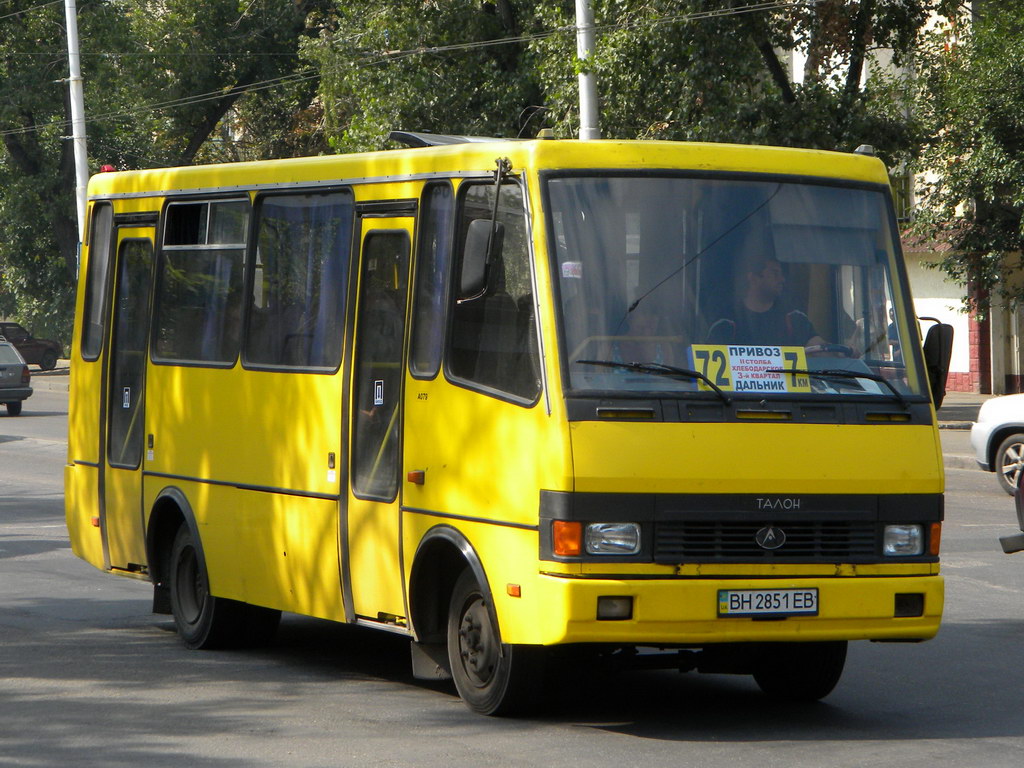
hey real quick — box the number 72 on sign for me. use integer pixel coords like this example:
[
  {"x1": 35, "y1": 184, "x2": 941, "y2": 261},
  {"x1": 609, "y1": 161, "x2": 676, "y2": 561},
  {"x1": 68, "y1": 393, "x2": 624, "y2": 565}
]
[{"x1": 688, "y1": 344, "x2": 811, "y2": 393}]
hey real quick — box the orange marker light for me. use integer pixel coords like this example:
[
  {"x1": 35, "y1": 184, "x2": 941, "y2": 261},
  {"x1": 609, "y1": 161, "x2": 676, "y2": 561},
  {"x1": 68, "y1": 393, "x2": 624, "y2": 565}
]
[
  {"x1": 507, "y1": 584, "x2": 522, "y2": 598},
  {"x1": 553, "y1": 521, "x2": 582, "y2": 557},
  {"x1": 930, "y1": 523, "x2": 942, "y2": 556}
]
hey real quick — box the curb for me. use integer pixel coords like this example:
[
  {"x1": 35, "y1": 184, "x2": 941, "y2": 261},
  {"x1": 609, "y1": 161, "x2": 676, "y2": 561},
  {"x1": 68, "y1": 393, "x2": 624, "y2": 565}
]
[
  {"x1": 28, "y1": 363, "x2": 70, "y2": 393},
  {"x1": 944, "y1": 454, "x2": 980, "y2": 471},
  {"x1": 30, "y1": 378, "x2": 69, "y2": 393}
]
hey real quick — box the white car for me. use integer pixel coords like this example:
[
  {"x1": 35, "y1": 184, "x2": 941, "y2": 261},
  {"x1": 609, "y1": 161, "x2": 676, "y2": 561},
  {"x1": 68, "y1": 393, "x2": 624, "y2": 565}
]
[{"x1": 971, "y1": 393, "x2": 1024, "y2": 494}]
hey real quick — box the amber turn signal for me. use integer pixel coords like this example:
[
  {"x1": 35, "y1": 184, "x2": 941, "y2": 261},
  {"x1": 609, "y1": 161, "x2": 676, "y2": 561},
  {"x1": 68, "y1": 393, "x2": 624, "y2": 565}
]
[
  {"x1": 930, "y1": 522, "x2": 942, "y2": 556},
  {"x1": 552, "y1": 520, "x2": 582, "y2": 556}
]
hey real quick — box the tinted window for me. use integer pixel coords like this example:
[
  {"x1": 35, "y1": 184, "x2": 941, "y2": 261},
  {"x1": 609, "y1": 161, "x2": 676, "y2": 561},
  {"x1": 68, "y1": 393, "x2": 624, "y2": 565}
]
[
  {"x1": 410, "y1": 182, "x2": 454, "y2": 378},
  {"x1": 152, "y1": 200, "x2": 248, "y2": 364},
  {"x1": 448, "y1": 182, "x2": 540, "y2": 400},
  {"x1": 244, "y1": 191, "x2": 353, "y2": 369},
  {"x1": 0, "y1": 344, "x2": 22, "y2": 364},
  {"x1": 82, "y1": 202, "x2": 114, "y2": 360}
]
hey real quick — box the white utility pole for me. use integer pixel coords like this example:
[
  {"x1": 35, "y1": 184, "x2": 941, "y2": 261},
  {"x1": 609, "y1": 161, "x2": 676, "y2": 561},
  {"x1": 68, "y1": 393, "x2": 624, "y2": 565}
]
[
  {"x1": 575, "y1": 0, "x2": 600, "y2": 140},
  {"x1": 64, "y1": 0, "x2": 89, "y2": 254}
]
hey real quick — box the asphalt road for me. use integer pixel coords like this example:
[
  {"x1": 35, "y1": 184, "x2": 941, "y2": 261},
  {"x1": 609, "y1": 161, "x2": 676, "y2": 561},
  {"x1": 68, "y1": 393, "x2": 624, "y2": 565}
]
[{"x1": 2, "y1": 390, "x2": 1023, "y2": 767}]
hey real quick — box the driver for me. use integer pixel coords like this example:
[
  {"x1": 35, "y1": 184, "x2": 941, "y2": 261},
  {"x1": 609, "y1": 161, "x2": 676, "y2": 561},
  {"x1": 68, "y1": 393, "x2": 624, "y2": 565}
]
[{"x1": 707, "y1": 254, "x2": 827, "y2": 349}]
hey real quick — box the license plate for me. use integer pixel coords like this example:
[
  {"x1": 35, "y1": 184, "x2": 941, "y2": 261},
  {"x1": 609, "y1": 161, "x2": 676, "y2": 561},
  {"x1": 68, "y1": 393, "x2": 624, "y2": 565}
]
[{"x1": 717, "y1": 588, "x2": 819, "y2": 617}]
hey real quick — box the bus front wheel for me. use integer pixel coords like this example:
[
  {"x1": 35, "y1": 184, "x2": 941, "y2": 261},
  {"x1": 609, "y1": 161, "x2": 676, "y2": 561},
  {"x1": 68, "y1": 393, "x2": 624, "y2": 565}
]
[
  {"x1": 168, "y1": 526, "x2": 280, "y2": 650},
  {"x1": 752, "y1": 641, "x2": 847, "y2": 701},
  {"x1": 446, "y1": 569, "x2": 544, "y2": 715}
]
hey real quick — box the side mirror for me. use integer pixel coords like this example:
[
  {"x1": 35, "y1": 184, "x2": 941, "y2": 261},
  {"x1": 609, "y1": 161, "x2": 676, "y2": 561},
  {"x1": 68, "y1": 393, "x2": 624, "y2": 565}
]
[
  {"x1": 459, "y1": 219, "x2": 504, "y2": 301},
  {"x1": 922, "y1": 322, "x2": 954, "y2": 408}
]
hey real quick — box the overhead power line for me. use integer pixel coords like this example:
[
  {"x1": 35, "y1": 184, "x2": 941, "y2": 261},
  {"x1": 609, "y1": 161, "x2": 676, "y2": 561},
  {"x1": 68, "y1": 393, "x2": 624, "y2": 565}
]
[
  {"x1": 0, "y1": 0, "x2": 64, "y2": 22},
  {"x1": 0, "y1": 1, "x2": 818, "y2": 140}
]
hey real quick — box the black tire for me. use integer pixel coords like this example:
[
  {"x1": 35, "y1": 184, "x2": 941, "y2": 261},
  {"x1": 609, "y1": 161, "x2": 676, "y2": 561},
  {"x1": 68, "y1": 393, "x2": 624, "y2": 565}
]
[
  {"x1": 996, "y1": 433, "x2": 1024, "y2": 495},
  {"x1": 39, "y1": 350, "x2": 57, "y2": 371},
  {"x1": 6, "y1": 401, "x2": 22, "y2": 416},
  {"x1": 446, "y1": 569, "x2": 545, "y2": 716},
  {"x1": 753, "y1": 641, "x2": 847, "y2": 701},
  {"x1": 168, "y1": 526, "x2": 280, "y2": 650}
]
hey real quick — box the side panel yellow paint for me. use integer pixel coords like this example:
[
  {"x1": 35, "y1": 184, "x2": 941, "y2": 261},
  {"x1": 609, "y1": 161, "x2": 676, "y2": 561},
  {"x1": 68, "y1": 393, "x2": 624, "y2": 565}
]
[
  {"x1": 64, "y1": 463, "x2": 103, "y2": 568},
  {"x1": 144, "y1": 365, "x2": 342, "y2": 496},
  {"x1": 402, "y1": 383, "x2": 571, "y2": 529},
  {"x1": 143, "y1": 479, "x2": 345, "y2": 622}
]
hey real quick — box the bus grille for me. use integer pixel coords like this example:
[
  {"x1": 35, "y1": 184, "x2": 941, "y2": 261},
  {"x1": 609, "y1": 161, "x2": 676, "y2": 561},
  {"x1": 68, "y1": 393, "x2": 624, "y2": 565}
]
[{"x1": 653, "y1": 520, "x2": 879, "y2": 562}]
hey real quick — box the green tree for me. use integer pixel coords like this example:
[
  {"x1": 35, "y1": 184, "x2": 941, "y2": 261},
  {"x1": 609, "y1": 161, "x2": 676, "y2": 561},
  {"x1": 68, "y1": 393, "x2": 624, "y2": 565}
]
[
  {"x1": 533, "y1": 0, "x2": 934, "y2": 164},
  {"x1": 0, "y1": 0, "x2": 331, "y2": 342},
  {"x1": 913, "y1": 6, "x2": 1024, "y2": 310},
  {"x1": 309, "y1": 1, "x2": 937, "y2": 165},
  {"x1": 0, "y1": 0, "x2": 131, "y2": 340},
  {"x1": 304, "y1": 0, "x2": 544, "y2": 152}
]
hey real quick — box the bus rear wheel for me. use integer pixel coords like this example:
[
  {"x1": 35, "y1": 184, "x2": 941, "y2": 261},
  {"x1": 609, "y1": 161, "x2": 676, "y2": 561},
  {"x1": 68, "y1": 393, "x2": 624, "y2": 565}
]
[
  {"x1": 752, "y1": 641, "x2": 847, "y2": 701},
  {"x1": 168, "y1": 526, "x2": 280, "y2": 650},
  {"x1": 446, "y1": 569, "x2": 544, "y2": 715}
]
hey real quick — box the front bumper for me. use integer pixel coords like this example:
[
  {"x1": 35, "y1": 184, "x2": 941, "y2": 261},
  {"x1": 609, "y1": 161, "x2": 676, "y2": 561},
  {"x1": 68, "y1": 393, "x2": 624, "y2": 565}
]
[
  {"x1": 970, "y1": 420, "x2": 995, "y2": 471},
  {"x1": 0, "y1": 386, "x2": 32, "y2": 402},
  {"x1": 524, "y1": 573, "x2": 943, "y2": 646}
]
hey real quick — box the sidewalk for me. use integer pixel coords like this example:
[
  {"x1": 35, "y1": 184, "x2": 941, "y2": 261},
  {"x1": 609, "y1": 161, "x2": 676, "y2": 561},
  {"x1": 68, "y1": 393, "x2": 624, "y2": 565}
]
[{"x1": 29, "y1": 360, "x2": 70, "y2": 393}]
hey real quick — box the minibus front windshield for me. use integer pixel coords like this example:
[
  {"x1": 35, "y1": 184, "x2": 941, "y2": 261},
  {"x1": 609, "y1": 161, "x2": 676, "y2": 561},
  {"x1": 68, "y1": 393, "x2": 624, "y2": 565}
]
[{"x1": 546, "y1": 174, "x2": 928, "y2": 401}]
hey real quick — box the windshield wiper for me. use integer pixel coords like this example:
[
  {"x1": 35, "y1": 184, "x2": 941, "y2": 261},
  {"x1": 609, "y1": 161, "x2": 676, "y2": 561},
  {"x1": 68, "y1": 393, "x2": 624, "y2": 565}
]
[
  {"x1": 766, "y1": 368, "x2": 908, "y2": 409},
  {"x1": 576, "y1": 359, "x2": 732, "y2": 404}
]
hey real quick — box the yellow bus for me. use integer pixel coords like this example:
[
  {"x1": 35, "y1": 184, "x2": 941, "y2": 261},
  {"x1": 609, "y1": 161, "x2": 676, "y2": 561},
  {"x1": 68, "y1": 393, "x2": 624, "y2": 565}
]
[{"x1": 65, "y1": 133, "x2": 952, "y2": 714}]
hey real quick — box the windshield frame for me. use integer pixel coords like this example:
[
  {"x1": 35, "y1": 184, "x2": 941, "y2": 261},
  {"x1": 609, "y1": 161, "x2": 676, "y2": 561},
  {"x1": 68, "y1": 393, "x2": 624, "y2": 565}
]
[{"x1": 540, "y1": 168, "x2": 931, "y2": 408}]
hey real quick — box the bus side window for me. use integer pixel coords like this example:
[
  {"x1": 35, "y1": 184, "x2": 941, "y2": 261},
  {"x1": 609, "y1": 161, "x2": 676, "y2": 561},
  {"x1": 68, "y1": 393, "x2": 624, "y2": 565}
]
[
  {"x1": 81, "y1": 202, "x2": 114, "y2": 361},
  {"x1": 153, "y1": 200, "x2": 248, "y2": 365},
  {"x1": 243, "y1": 191, "x2": 353, "y2": 370},
  {"x1": 409, "y1": 182, "x2": 454, "y2": 379},
  {"x1": 447, "y1": 182, "x2": 540, "y2": 401}
]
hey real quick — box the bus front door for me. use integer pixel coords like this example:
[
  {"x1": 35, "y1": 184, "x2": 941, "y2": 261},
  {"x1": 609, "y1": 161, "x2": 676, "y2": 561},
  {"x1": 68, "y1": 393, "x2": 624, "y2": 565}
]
[
  {"x1": 101, "y1": 229, "x2": 154, "y2": 572},
  {"x1": 347, "y1": 216, "x2": 413, "y2": 624}
]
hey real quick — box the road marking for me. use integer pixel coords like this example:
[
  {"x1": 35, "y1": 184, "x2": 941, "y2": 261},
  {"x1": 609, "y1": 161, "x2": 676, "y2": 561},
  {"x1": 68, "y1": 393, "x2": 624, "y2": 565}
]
[{"x1": 948, "y1": 573, "x2": 1023, "y2": 594}]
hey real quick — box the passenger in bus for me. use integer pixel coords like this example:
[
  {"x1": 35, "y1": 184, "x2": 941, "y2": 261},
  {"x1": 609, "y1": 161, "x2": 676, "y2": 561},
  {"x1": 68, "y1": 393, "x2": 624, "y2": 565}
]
[
  {"x1": 611, "y1": 306, "x2": 674, "y2": 365},
  {"x1": 707, "y1": 254, "x2": 827, "y2": 348}
]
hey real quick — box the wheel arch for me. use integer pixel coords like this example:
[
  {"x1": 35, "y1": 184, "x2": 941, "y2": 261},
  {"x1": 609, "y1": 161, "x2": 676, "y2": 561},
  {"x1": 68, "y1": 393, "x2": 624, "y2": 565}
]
[
  {"x1": 146, "y1": 486, "x2": 204, "y2": 592},
  {"x1": 408, "y1": 524, "x2": 498, "y2": 645}
]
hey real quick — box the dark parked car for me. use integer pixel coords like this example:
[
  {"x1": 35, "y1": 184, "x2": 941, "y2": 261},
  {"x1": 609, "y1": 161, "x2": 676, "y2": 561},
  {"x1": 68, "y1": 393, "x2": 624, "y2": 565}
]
[
  {"x1": 0, "y1": 321, "x2": 61, "y2": 370},
  {"x1": 0, "y1": 341, "x2": 32, "y2": 416}
]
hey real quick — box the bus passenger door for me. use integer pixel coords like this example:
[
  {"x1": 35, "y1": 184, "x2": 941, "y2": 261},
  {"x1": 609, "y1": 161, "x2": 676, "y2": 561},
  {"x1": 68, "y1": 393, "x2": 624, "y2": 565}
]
[
  {"x1": 102, "y1": 228, "x2": 154, "y2": 572},
  {"x1": 347, "y1": 216, "x2": 414, "y2": 624}
]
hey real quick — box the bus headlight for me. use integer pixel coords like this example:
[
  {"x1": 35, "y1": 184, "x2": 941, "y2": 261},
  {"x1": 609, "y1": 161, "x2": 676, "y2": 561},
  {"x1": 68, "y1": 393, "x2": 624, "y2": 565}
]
[
  {"x1": 883, "y1": 524, "x2": 924, "y2": 556},
  {"x1": 585, "y1": 523, "x2": 641, "y2": 555}
]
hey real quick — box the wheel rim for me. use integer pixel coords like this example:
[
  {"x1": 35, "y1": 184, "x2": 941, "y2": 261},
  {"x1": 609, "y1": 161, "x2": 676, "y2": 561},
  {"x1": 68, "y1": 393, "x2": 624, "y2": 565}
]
[
  {"x1": 1000, "y1": 443, "x2": 1024, "y2": 488},
  {"x1": 174, "y1": 544, "x2": 205, "y2": 626},
  {"x1": 456, "y1": 595, "x2": 498, "y2": 688}
]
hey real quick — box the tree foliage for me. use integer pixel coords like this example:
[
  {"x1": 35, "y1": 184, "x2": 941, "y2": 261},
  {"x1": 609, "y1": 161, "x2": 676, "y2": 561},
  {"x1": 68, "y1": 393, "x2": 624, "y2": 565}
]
[
  {"x1": 304, "y1": 0, "x2": 545, "y2": 151},
  {"x1": 309, "y1": 0, "x2": 935, "y2": 164},
  {"x1": 913, "y1": 6, "x2": 1024, "y2": 309},
  {"x1": 0, "y1": 1, "x2": 331, "y2": 343}
]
